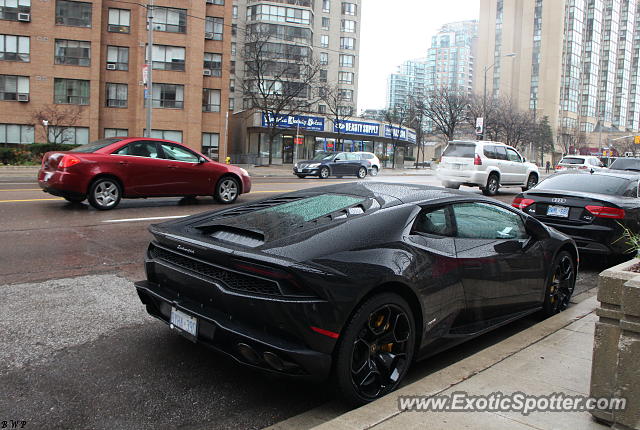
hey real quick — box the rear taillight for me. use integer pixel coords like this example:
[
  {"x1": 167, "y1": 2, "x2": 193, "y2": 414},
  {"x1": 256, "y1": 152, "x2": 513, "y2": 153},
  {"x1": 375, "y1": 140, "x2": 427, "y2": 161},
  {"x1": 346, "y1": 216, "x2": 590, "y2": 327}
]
[
  {"x1": 585, "y1": 205, "x2": 626, "y2": 219},
  {"x1": 556, "y1": 165, "x2": 563, "y2": 170},
  {"x1": 233, "y1": 261, "x2": 314, "y2": 297},
  {"x1": 58, "y1": 155, "x2": 81, "y2": 169},
  {"x1": 474, "y1": 154, "x2": 482, "y2": 165},
  {"x1": 578, "y1": 165, "x2": 588, "y2": 170},
  {"x1": 512, "y1": 197, "x2": 535, "y2": 210}
]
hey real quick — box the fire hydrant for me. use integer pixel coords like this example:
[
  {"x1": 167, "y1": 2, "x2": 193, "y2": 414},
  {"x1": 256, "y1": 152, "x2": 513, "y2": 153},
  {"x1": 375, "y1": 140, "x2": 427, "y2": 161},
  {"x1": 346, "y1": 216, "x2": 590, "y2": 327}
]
[{"x1": 225, "y1": 156, "x2": 231, "y2": 165}]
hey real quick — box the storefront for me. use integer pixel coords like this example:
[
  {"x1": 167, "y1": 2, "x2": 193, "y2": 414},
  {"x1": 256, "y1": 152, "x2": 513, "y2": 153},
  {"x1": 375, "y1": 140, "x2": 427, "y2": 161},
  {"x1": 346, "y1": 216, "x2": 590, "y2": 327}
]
[{"x1": 229, "y1": 110, "x2": 416, "y2": 167}]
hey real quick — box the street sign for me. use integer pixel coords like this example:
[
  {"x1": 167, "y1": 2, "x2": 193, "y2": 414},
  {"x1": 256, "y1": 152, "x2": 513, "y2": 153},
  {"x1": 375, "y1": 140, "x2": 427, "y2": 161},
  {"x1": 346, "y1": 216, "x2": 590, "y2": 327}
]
[
  {"x1": 142, "y1": 64, "x2": 149, "y2": 87},
  {"x1": 475, "y1": 117, "x2": 484, "y2": 135}
]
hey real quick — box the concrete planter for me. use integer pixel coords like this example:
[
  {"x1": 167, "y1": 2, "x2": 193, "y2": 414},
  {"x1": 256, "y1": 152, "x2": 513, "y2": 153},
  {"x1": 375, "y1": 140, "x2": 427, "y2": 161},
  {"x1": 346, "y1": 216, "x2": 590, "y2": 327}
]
[{"x1": 591, "y1": 258, "x2": 640, "y2": 429}]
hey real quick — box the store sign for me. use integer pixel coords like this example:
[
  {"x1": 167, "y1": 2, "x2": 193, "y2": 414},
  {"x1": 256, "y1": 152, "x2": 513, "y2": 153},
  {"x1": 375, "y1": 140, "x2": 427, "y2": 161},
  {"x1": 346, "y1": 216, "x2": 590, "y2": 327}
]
[
  {"x1": 384, "y1": 125, "x2": 416, "y2": 143},
  {"x1": 262, "y1": 113, "x2": 325, "y2": 131},
  {"x1": 333, "y1": 120, "x2": 380, "y2": 136}
]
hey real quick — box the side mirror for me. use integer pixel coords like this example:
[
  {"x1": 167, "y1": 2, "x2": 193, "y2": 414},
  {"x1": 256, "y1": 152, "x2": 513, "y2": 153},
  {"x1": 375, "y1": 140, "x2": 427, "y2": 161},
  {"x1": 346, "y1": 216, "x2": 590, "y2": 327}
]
[
  {"x1": 198, "y1": 156, "x2": 207, "y2": 164},
  {"x1": 525, "y1": 216, "x2": 549, "y2": 239},
  {"x1": 334, "y1": 158, "x2": 341, "y2": 161}
]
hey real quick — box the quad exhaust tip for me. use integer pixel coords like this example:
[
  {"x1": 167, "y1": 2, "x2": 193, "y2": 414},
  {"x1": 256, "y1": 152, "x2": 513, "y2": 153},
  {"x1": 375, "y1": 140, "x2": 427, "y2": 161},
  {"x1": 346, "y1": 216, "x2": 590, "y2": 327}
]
[
  {"x1": 262, "y1": 351, "x2": 285, "y2": 371},
  {"x1": 236, "y1": 342, "x2": 261, "y2": 364}
]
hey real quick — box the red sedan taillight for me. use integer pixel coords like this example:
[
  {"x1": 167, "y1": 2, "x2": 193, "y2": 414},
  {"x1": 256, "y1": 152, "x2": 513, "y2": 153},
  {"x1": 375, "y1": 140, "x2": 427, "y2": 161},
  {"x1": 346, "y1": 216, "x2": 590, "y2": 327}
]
[
  {"x1": 474, "y1": 154, "x2": 482, "y2": 165},
  {"x1": 585, "y1": 205, "x2": 625, "y2": 219},
  {"x1": 512, "y1": 197, "x2": 535, "y2": 210},
  {"x1": 58, "y1": 155, "x2": 81, "y2": 169}
]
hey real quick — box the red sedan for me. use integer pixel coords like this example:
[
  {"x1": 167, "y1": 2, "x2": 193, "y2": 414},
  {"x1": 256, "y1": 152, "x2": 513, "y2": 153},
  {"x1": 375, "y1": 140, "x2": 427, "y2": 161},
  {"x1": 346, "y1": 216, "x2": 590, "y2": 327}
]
[{"x1": 38, "y1": 137, "x2": 252, "y2": 210}]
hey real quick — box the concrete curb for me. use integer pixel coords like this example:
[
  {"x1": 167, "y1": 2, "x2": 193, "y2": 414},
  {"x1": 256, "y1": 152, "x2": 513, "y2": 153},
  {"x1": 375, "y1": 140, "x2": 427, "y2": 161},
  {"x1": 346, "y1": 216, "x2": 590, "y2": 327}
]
[{"x1": 310, "y1": 296, "x2": 599, "y2": 430}]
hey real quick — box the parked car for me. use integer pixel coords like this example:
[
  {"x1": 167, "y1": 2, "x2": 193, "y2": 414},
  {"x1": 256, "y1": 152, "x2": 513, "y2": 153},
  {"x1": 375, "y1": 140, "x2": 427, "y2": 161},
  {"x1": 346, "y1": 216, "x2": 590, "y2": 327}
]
[
  {"x1": 134, "y1": 182, "x2": 577, "y2": 405},
  {"x1": 293, "y1": 151, "x2": 369, "y2": 179},
  {"x1": 512, "y1": 170, "x2": 640, "y2": 256},
  {"x1": 436, "y1": 140, "x2": 540, "y2": 196},
  {"x1": 608, "y1": 157, "x2": 640, "y2": 172},
  {"x1": 555, "y1": 155, "x2": 606, "y2": 172},
  {"x1": 354, "y1": 152, "x2": 382, "y2": 176},
  {"x1": 38, "y1": 137, "x2": 252, "y2": 210}
]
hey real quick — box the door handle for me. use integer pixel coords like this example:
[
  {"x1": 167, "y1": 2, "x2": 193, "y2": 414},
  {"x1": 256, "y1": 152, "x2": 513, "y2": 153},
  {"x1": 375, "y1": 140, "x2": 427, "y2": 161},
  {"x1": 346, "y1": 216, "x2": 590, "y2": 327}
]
[
  {"x1": 167, "y1": 165, "x2": 178, "y2": 169},
  {"x1": 118, "y1": 161, "x2": 129, "y2": 166}
]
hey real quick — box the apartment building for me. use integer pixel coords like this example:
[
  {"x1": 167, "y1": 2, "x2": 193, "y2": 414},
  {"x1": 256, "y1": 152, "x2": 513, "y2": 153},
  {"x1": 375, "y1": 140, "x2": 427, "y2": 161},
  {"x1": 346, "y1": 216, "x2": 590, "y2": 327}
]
[
  {"x1": 0, "y1": 0, "x2": 232, "y2": 160},
  {"x1": 386, "y1": 59, "x2": 427, "y2": 109},
  {"x1": 476, "y1": 0, "x2": 640, "y2": 153},
  {"x1": 426, "y1": 20, "x2": 477, "y2": 94}
]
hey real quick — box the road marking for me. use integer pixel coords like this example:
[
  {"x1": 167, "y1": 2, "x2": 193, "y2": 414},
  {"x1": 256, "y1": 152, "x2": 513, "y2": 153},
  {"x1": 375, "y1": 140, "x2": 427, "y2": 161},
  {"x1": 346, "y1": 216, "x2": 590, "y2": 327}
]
[
  {"x1": 0, "y1": 188, "x2": 41, "y2": 191},
  {"x1": 103, "y1": 215, "x2": 188, "y2": 223},
  {"x1": 0, "y1": 198, "x2": 63, "y2": 203}
]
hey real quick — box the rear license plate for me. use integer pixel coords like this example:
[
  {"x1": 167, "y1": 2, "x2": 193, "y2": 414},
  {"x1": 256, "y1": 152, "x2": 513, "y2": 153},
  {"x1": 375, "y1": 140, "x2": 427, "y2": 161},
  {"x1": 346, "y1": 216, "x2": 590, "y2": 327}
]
[
  {"x1": 170, "y1": 307, "x2": 198, "y2": 337},
  {"x1": 547, "y1": 205, "x2": 570, "y2": 217},
  {"x1": 449, "y1": 163, "x2": 460, "y2": 170}
]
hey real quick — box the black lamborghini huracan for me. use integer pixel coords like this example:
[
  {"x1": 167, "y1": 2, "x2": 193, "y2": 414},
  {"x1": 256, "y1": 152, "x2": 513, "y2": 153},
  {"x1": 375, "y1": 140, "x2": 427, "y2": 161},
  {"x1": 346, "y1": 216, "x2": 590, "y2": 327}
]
[{"x1": 134, "y1": 182, "x2": 578, "y2": 405}]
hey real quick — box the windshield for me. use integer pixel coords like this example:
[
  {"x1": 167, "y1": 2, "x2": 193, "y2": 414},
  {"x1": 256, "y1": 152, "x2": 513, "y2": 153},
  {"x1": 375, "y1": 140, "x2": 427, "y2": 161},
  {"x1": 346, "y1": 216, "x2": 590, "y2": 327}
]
[
  {"x1": 443, "y1": 143, "x2": 476, "y2": 158},
  {"x1": 70, "y1": 138, "x2": 123, "y2": 153},
  {"x1": 559, "y1": 157, "x2": 585, "y2": 165},
  {"x1": 312, "y1": 152, "x2": 336, "y2": 161},
  {"x1": 536, "y1": 174, "x2": 635, "y2": 196},
  {"x1": 610, "y1": 158, "x2": 640, "y2": 171}
]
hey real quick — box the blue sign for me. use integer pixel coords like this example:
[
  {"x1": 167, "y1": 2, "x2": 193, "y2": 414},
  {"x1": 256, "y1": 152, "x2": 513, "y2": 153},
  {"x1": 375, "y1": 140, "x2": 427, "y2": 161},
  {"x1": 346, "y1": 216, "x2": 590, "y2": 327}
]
[
  {"x1": 262, "y1": 113, "x2": 325, "y2": 131},
  {"x1": 384, "y1": 125, "x2": 416, "y2": 144},
  {"x1": 333, "y1": 120, "x2": 380, "y2": 136}
]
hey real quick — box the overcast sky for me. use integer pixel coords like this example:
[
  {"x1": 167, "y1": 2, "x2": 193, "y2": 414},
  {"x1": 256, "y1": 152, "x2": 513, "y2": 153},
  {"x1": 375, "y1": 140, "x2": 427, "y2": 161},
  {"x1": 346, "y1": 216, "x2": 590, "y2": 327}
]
[{"x1": 357, "y1": 0, "x2": 480, "y2": 112}]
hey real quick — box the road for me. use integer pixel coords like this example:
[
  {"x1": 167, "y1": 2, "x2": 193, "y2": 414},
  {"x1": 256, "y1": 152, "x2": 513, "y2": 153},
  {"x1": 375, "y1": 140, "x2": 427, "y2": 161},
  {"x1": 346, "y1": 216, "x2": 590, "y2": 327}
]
[{"x1": 0, "y1": 173, "x2": 605, "y2": 429}]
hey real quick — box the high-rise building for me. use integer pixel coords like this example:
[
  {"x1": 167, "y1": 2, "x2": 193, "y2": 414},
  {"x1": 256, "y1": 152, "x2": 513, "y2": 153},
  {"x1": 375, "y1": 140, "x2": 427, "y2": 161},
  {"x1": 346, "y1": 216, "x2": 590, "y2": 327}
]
[
  {"x1": 0, "y1": 0, "x2": 233, "y2": 160},
  {"x1": 386, "y1": 59, "x2": 427, "y2": 108},
  {"x1": 476, "y1": 0, "x2": 640, "y2": 151}
]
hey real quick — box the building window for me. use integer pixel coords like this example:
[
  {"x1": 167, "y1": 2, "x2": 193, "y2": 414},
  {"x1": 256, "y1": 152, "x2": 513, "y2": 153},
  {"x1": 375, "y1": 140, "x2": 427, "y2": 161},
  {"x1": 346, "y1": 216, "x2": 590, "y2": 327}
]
[
  {"x1": 0, "y1": 0, "x2": 30, "y2": 21},
  {"x1": 54, "y1": 39, "x2": 90, "y2": 66},
  {"x1": 338, "y1": 89, "x2": 353, "y2": 101},
  {"x1": 205, "y1": 16, "x2": 224, "y2": 40},
  {"x1": 107, "y1": 8, "x2": 130, "y2": 33},
  {"x1": 203, "y1": 88, "x2": 220, "y2": 112},
  {"x1": 54, "y1": 78, "x2": 89, "y2": 105},
  {"x1": 0, "y1": 35, "x2": 29, "y2": 62},
  {"x1": 104, "y1": 128, "x2": 127, "y2": 138},
  {"x1": 152, "y1": 83, "x2": 183, "y2": 109},
  {"x1": 0, "y1": 75, "x2": 28, "y2": 101},
  {"x1": 229, "y1": 97, "x2": 234, "y2": 110},
  {"x1": 322, "y1": 0, "x2": 329, "y2": 12},
  {"x1": 55, "y1": 0, "x2": 92, "y2": 27},
  {"x1": 231, "y1": 42, "x2": 236, "y2": 56},
  {"x1": 341, "y1": 2, "x2": 357, "y2": 16},
  {"x1": 339, "y1": 54, "x2": 354, "y2": 67},
  {"x1": 105, "y1": 83, "x2": 127, "y2": 108},
  {"x1": 319, "y1": 69, "x2": 327, "y2": 82},
  {"x1": 338, "y1": 106, "x2": 352, "y2": 116},
  {"x1": 208, "y1": 0, "x2": 224, "y2": 4},
  {"x1": 319, "y1": 52, "x2": 328, "y2": 65},
  {"x1": 318, "y1": 104, "x2": 326, "y2": 113},
  {"x1": 232, "y1": 4, "x2": 237, "y2": 18},
  {"x1": 246, "y1": 5, "x2": 311, "y2": 25},
  {"x1": 338, "y1": 71, "x2": 354, "y2": 84},
  {"x1": 145, "y1": 129, "x2": 183, "y2": 142},
  {"x1": 202, "y1": 132, "x2": 219, "y2": 160},
  {"x1": 340, "y1": 37, "x2": 355, "y2": 50},
  {"x1": 153, "y1": 7, "x2": 186, "y2": 33},
  {"x1": 229, "y1": 78, "x2": 235, "y2": 92},
  {"x1": 0, "y1": 123, "x2": 34, "y2": 144},
  {"x1": 320, "y1": 35, "x2": 329, "y2": 48},
  {"x1": 341, "y1": 19, "x2": 356, "y2": 32},
  {"x1": 147, "y1": 44, "x2": 185, "y2": 71},
  {"x1": 48, "y1": 126, "x2": 88, "y2": 145},
  {"x1": 321, "y1": 16, "x2": 330, "y2": 29},
  {"x1": 203, "y1": 53, "x2": 222, "y2": 76},
  {"x1": 106, "y1": 45, "x2": 128, "y2": 71}
]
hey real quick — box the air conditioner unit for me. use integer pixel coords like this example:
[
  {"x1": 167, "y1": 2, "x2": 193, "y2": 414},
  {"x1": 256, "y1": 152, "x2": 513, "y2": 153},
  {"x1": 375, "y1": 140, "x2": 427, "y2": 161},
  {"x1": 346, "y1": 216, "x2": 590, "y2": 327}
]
[
  {"x1": 106, "y1": 63, "x2": 117, "y2": 70},
  {"x1": 17, "y1": 94, "x2": 29, "y2": 102},
  {"x1": 203, "y1": 69, "x2": 212, "y2": 76},
  {"x1": 205, "y1": 32, "x2": 214, "y2": 40},
  {"x1": 17, "y1": 13, "x2": 30, "y2": 22}
]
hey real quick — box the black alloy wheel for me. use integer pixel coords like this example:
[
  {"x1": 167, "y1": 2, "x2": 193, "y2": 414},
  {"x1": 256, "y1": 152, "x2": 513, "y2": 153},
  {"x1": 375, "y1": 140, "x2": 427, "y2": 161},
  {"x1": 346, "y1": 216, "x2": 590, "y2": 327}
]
[
  {"x1": 319, "y1": 166, "x2": 330, "y2": 179},
  {"x1": 335, "y1": 293, "x2": 415, "y2": 405},
  {"x1": 523, "y1": 173, "x2": 538, "y2": 191},
  {"x1": 482, "y1": 174, "x2": 500, "y2": 196},
  {"x1": 543, "y1": 251, "x2": 576, "y2": 316},
  {"x1": 357, "y1": 166, "x2": 367, "y2": 179}
]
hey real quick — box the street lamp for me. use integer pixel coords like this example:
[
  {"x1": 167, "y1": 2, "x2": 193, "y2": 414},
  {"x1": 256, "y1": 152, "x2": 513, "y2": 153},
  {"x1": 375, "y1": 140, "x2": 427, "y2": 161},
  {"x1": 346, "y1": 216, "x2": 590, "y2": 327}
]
[{"x1": 480, "y1": 53, "x2": 517, "y2": 140}]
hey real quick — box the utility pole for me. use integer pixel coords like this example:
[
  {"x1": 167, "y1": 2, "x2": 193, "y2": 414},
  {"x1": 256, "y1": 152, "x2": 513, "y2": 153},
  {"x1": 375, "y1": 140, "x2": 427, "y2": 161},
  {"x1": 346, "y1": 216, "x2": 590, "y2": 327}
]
[{"x1": 145, "y1": 0, "x2": 154, "y2": 137}]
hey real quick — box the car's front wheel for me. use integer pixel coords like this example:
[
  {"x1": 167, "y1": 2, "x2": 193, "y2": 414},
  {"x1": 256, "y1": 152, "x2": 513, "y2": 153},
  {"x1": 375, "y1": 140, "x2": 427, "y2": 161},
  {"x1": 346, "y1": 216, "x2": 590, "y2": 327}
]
[
  {"x1": 334, "y1": 293, "x2": 415, "y2": 406},
  {"x1": 370, "y1": 166, "x2": 379, "y2": 176},
  {"x1": 522, "y1": 173, "x2": 538, "y2": 191},
  {"x1": 357, "y1": 166, "x2": 367, "y2": 179},
  {"x1": 214, "y1": 176, "x2": 240, "y2": 204},
  {"x1": 542, "y1": 251, "x2": 576, "y2": 317},
  {"x1": 88, "y1": 177, "x2": 121, "y2": 210},
  {"x1": 319, "y1": 166, "x2": 330, "y2": 179}
]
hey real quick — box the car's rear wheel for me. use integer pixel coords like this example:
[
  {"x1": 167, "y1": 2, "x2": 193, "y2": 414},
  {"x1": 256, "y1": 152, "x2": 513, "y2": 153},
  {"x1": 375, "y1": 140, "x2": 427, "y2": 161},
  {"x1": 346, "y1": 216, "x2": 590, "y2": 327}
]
[
  {"x1": 334, "y1": 293, "x2": 415, "y2": 406},
  {"x1": 522, "y1": 173, "x2": 538, "y2": 191},
  {"x1": 370, "y1": 166, "x2": 379, "y2": 177},
  {"x1": 542, "y1": 251, "x2": 576, "y2": 316},
  {"x1": 319, "y1": 166, "x2": 330, "y2": 179},
  {"x1": 88, "y1": 178, "x2": 121, "y2": 210},
  {"x1": 357, "y1": 166, "x2": 367, "y2": 179},
  {"x1": 482, "y1": 174, "x2": 500, "y2": 196},
  {"x1": 214, "y1": 176, "x2": 240, "y2": 204}
]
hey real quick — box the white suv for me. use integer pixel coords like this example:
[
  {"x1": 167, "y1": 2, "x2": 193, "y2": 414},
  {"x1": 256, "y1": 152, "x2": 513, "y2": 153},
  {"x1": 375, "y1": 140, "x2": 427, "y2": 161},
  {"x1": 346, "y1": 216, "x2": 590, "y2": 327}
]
[
  {"x1": 436, "y1": 140, "x2": 540, "y2": 196},
  {"x1": 354, "y1": 152, "x2": 381, "y2": 176},
  {"x1": 555, "y1": 155, "x2": 606, "y2": 172}
]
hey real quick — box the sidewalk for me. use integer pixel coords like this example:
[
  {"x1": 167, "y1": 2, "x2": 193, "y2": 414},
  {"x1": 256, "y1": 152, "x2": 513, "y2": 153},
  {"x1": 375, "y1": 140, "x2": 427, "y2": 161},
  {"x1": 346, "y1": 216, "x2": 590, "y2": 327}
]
[{"x1": 309, "y1": 294, "x2": 605, "y2": 430}]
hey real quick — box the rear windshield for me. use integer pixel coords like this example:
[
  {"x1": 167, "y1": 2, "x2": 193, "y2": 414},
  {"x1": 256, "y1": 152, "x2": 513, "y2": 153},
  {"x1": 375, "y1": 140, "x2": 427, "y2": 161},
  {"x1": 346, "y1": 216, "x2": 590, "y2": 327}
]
[
  {"x1": 609, "y1": 158, "x2": 640, "y2": 171},
  {"x1": 260, "y1": 195, "x2": 365, "y2": 222},
  {"x1": 70, "y1": 138, "x2": 123, "y2": 153},
  {"x1": 537, "y1": 173, "x2": 637, "y2": 196},
  {"x1": 559, "y1": 157, "x2": 585, "y2": 165},
  {"x1": 443, "y1": 144, "x2": 476, "y2": 158}
]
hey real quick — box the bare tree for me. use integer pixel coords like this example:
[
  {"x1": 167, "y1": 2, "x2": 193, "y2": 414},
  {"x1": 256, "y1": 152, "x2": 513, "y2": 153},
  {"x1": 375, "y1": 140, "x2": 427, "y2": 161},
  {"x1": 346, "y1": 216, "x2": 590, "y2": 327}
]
[
  {"x1": 494, "y1": 98, "x2": 536, "y2": 150},
  {"x1": 421, "y1": 86, "x2": 468, "y2": 142},
  {"x1": 407, "y1": 96, "x2": 427, "y2": 168},
  {"x1": 240, "y1": 27, "x2": 320, "y2": 165},
  {"x1": 465, "y1": 94, "x2": 500, "y2": 140},
  {"x1": 382, "y1": 103, "x2": 414, "y2": 169},
  {"x1": 317, "y1": 82, "x2": 353, "y2": 147},
  {"x1": 31, "y1": 104, "x2": 83, "y2": 144}
]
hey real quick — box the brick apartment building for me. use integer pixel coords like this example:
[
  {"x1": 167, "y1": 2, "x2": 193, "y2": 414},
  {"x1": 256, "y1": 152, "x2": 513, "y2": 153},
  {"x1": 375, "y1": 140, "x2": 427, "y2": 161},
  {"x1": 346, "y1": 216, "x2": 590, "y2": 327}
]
[{"x1": 0, "y1": 0, "x2": 232, "y2": 160}]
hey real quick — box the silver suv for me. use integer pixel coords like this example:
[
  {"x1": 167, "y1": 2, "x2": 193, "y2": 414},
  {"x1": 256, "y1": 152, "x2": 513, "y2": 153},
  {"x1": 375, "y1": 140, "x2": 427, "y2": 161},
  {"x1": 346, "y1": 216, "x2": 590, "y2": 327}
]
[{"x1": 436, "y1": 140, "x2": 540, "y2": 196}]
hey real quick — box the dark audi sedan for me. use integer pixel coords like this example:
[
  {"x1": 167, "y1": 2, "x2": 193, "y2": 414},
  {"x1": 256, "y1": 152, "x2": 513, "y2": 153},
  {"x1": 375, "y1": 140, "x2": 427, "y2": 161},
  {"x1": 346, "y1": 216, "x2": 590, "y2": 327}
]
[
  {"x1": 293, "y1": 151, "x2": 370, "y2": 179},
  {"x1": 134, "y1": 182, "x2": 577, "y2": 405},
  {"x1": 513, "y1": 171, "x2": 640, "y2": 256}
]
